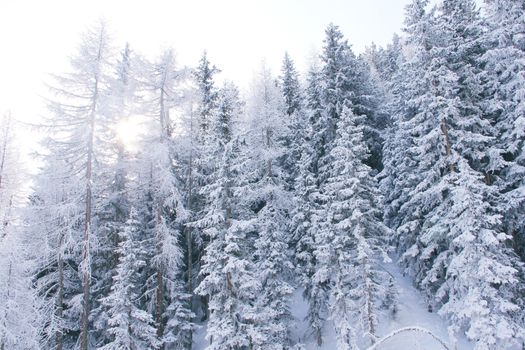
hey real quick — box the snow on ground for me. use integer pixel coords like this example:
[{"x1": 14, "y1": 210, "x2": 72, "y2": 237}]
[
  {"x1": 290, "y1": 260, "x2": 474, "y2": 350},
  {"x1": 193, "y1": 261, "x2": 475, "y2": 350},
  {"x1": 193, "y1": 322, "x2": 208, "y2": 350},
  {"x1": 372, "y1": 261, "x2": 474, "y2": 350}
]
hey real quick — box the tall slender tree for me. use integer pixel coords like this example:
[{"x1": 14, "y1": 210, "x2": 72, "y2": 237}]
[
  {"x1": 91, "y1": 42, "x2": 136, "y2": 346},
  {"x1": 37, "y1": 21, "x2": 113, "y2": 349},
  {"x1": 322, "y1": 106, "x2": 391, "y2": 347},
  {"x1": 0, "y1": 113, "x2": 39, "y2": 350},
  {"x1": 482, "y1": 0, "x2": 525, "y2": 260},
  {"x1": 196, "y1": 138, "x2": 261, "y2": 349},
  {"x1": 99, "y1": 209, "x2": 159, "y2": 350},
  {"x1": 137, "y1": 48, "x2": 191, "y2": 347},
  {"x1": 247, "y1": 64, "x2": 294, "y2": 349}
]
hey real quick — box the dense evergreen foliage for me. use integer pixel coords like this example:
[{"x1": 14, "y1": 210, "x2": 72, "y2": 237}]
[{"x1": 1, "y1": 1, "x2": 524, "y2": 349}]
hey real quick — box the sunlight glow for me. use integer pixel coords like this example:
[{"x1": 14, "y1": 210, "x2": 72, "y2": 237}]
[{"x1": 114, "y1": 116, "x2": 143, "y2": 151}]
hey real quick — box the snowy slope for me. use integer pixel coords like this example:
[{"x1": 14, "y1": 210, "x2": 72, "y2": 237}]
[
  {"x1": 371, "y1": 262, "x2": 474, "y2": 350},
  {"x1": 290, "y1": 260, "x2": 475, "y2": 349},
  {"x1": 194, "y1": 260, "x2": 476, "y2": 350}
]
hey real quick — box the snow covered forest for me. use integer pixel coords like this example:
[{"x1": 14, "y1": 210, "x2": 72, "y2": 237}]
[{"x1": 0, "y1": 0, "x2": 524, "y2": 349}]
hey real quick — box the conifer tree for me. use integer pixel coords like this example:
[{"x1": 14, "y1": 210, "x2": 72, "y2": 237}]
[
  {"x1": 280, "y1": 52, "x2": 302, "y2": 117},
  {"x1": 482, "y1": 0, "x2": 525, "y2": 260},
  {"x1": 188, "y1": 53, "x2": 223, "y2": 324},
  {"x1": 31, "y1": 155, "x2": 84, "y2": 349},
  {"x1": 320, "y1": 106, "x2": 391, "y2": 347},
  {"x1": 32, "y1": 21, "x2": 114, "y2": 349},
  {"x1": 246, "y1": 64, "x2": 294, "y2": 349},
  {"x1": 292, "y1": 127, "x2": 327, "y2": 346},
  {"x1": 279, "y1": 52, "x2": 305, "y2": 188},
  {"x1": 0, "y1": 113, "x2": 39, "y2": 349},
  {"x1": 137, "y1": 48, "x2": 193, "y2": 347},
  {"x1": 99, "y1": 209, "x2": 159, "y2": 350},
  {"x1": 380, "y1": 1, "x2": 525, "y2": 346},
  {"x1": 92, "y1": 42, "x2": 136, "y2": 345},
  {"x1": 194, "y1": 51, "x2": 220, "y2": 136},
  {"x1": 196, "y1": 139, "x2": 261, "y2": 349}
]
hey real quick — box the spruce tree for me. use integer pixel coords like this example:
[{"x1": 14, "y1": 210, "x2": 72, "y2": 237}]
[
  {"x1": 91, "y1": 43, "x2": 135, "y2": 346},
  {"x1": 246, "y1": 64, "x2": 294, "y2": 349},
  {"x1": 482, "y1": 0, "x2": 525, "y2": 260},
  {"x1": 279, "y1": 52, "x2": 305, "y2": 189},
  {"x1": 381, "y1": 1, "x2": 525, "y2": 346},
  {"x1": 196, "y1": 139, "x2": 261, "y2": 349},
  {"x1": 99, "y1": 209, "x2": 159, "y2": 350},
  {"x1": 321, "y1": 106, "x2": 391, "y2": 347},
  {"x1": 137, "y1": 48, "x2": 193, "y2": 347},
  {"x1": 280, "y1": 52, "x2": 302, "y2": 117}
]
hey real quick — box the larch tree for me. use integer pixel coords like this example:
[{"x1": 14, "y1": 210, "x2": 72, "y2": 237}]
[
  {"x1": 0, "y1": 113, "x2": 39, "y2": 350},
  {"x1": 30, "y1": 153, "x2": 85, "y2": 349},
  {"x1": 34, "y1": 21, "x2": 114, "y2": 349}
]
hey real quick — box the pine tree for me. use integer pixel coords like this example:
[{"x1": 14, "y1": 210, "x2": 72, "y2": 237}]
[
  {"x1": 194, "y1": 51, "x2": 220, "y2": 136},
  {"x1": 188, "y1": 53, "x2": 223, "y2": 325},
  {"x1": 320, "y1": 24, "x2": 381, "y2": 171},
  {"x1": 380, "y1": 1, "x2": 525, "y2": 347},
  {"x1": 288, "y1": 55, "x2": 333, "y2": 346},
  {"x1": 319, "y1": 23, "x2": 353, "y2": 149},
  {"x1": 295, "y1": 25, "x2": 385, "y2": 346},
  {"x1": 215, "y1": 82, "x2": 242, "y2": 146},
  {"x1": 425, "y1": 159, "x2": 524, "y2": 349},
  {"x1": 280, "y1": 52, "x2": 302, "y2": 117},
  {"x1": 292, "y1": 128, "x2": 327, "y2": 346},
  {"x1": 381, "y1": 0, "x2": 440, "y2": 280}
]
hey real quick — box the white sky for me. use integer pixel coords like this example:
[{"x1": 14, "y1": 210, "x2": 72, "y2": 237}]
[{"x1": 0, "y1": 0, "x2": 419, "y2": 125}]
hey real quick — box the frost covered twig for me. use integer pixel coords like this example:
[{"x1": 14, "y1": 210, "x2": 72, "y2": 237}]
[{"x1": 366, "y1": 326, "x2": 451, "y2": 350}]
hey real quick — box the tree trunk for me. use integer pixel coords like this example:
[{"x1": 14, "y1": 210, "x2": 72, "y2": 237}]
[
  {"x1": 0, "y1": 261, "x2": 12, "y2": 350},
  {"x1": 484, "y1": 172, "x2": 492, "y2": 185},
  {"x1": 266, "y1": 128, "x2": 273, "y2": 178},
  {"x1": 80, "y1": 69, "x2": 99, "y2": 350},
  {"x1": 156, "y1": 268, "x2": 164, "y2": 339},
  {"x1": 440, "y1": 118, "x2": 455, "y2": 173},
  {"x1": 80, "y1": 143, "x2": 93, "y2": 350},
  {"x1": 0, "y1": 112, "x2": 11, "y2": 192},
  {"x1": 57, "y1": 236, "x2": 64, "y2": 350},
  {"x1": 185, "y1": 122, "x2": 194, "y2": 343},
  {"x1": 363, "y1": 257, "x2": 376, "y2": 344}
]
